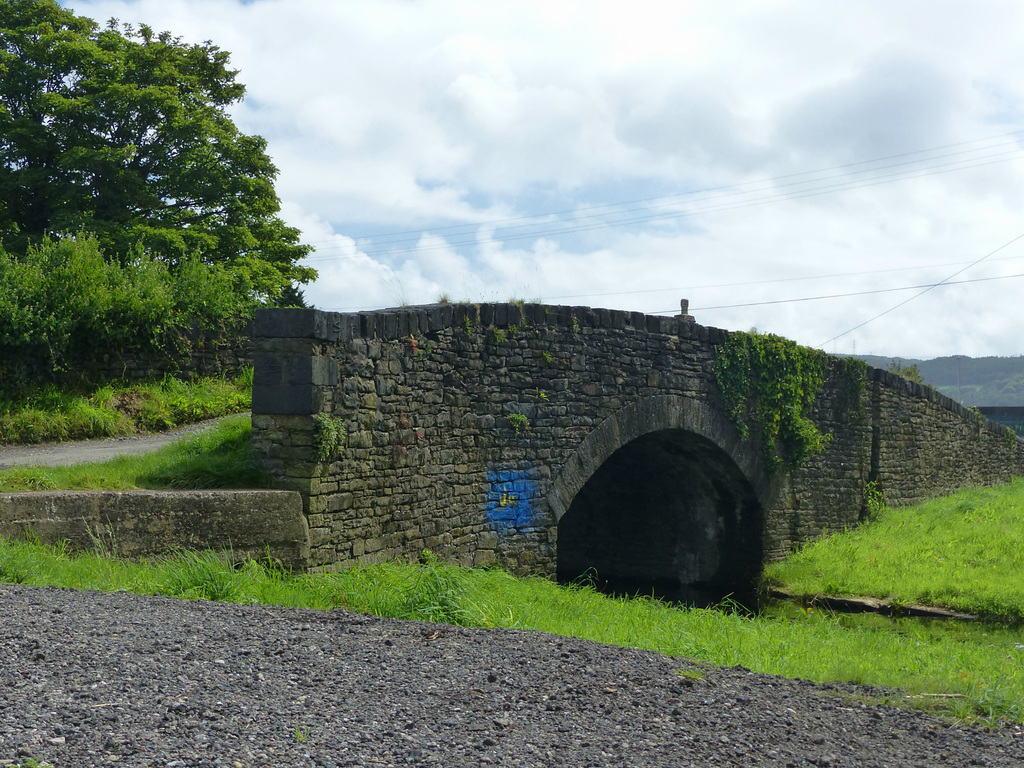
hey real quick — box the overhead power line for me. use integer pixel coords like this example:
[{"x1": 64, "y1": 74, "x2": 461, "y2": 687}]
[
  {"x1": 302, "y1": 148, "x2": 1024, "y2": 262},
  {"x1": 300, "y1": 130, "x2": 1024, "y2": 261},
  {"x1": 317, "y1": 252, "x2": 1024, "y2": 313},
  {"x1": 303, "y1": 129, "x2": 1024, "y2": 247},
  {"x1": 819, "y1": 231, "x2": 1024, "y2": 346},
  {"x1": 643, "y1": 270, "x2": 1024, "y2": 315},
  {"x1": 509, "y1": 254, "x2": 1024, "y2": 304}
]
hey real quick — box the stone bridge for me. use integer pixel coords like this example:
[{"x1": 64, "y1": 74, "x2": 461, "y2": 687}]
[{"x1": 252, "y1": 303, "x2": 1024, "y2": 604}]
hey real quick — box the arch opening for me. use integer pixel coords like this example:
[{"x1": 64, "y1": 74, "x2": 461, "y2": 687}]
[{"x1": 556, "y1": 428, "x2": 765, "y2": 607}]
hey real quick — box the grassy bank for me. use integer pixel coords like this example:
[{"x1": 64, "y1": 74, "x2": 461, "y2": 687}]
[
  {"x1": 0, "y1": 414, "x2": 269, "y2": 491},
  {"x1": 764, "y1": 478, "x2": 1024, "y2": 622},
  {"x1": 0, "y1": 368, "x2": 253, "y2": 445},
  {"x1": 1, "y1": 540, "x2": 1023, "y2": 725}
]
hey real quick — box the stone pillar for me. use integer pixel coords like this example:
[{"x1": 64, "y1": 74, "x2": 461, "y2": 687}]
[{"x1": 676, "y1": 299, "x2": 695, "y2": 323}]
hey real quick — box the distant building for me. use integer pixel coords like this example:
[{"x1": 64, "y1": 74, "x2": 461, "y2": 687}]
[{"x1": 977, "y1": 407, "x2": 1024, "y2": 437}]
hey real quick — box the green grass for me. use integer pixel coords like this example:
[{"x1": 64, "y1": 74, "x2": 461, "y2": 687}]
[
  {"x1": 764, "y1": 478, "x2": 1024, "y2": 621},
  {"x1": 2, "y1": 538, "x2": 1024, "y2": 724},
  {"x1": 4, "y1": 479, "x2": 1024, "y2": 724},
  {"x1": 0, "y1": 367, "x2": 252, "y2": 444},
  {"x1": 0, "y1": 414, "x2": 270, "y2": 491}
]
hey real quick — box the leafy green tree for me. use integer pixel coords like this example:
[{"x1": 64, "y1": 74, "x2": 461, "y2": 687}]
[
  {"x1": 274, "y1": 282, "x2": 310, "y2": 308},
  {"x1": 888, "y1": 360, "x2": 924, "y2": 384},
  {"x1": 0, "y1": 0, "x2": 315, "y2": 300}
]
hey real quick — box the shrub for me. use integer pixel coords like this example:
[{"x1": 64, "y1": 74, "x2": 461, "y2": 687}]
[{"x1": 0, "y1": 235, "x2": 253, "y2": 393}]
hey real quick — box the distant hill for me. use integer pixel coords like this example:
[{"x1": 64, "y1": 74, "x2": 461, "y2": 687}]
[{"x1": 851, "y1": 354, "x2": 1024, "y2": 406}]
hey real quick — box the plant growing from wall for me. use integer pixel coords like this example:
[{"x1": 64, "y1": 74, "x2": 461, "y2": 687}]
[
  {"x1": 714, "y1": 330, "x2": 830, "y2": 471},
  {"x1": 508, "y1": 413, "x2": 529, "y2": 435},
  {"x1": 888, "y1": 360, "x2": 924, "y2": 383},
  {"x1": 837, "y1": 356, "x2": 868, "y2": 419},
  {"x1": 862, "y1": 480, "x2": 885, "y2": 521},
  {"x1": 313, "y1": 411, "x2": 346, "y2": 462},
  {"x1": 486, "y1": 326, "x2": 506, "y2": 344}
]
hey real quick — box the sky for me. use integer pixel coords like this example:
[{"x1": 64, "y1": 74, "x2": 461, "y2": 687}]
[{"x1": 65, "y1": 0, "x2": 1024, "y2": 359}]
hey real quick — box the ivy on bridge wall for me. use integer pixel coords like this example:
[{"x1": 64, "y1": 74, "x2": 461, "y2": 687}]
[{"x1": 714, "y1": 331, "x2": 866, "y2": 471}]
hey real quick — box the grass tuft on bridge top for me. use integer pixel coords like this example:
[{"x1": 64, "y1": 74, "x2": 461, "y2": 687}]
[
  {"x1": 4, "y1": 503, "x2": 1024, "y2": 725},
  {"x1": 763, "y1": 477, "x2": 1024, "y2": 622}
]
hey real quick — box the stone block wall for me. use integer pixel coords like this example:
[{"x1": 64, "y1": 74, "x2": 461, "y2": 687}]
[
  {"x1": 761, "y1": 364, "x2": 874, "y2": 560},
  {"x1": 868, "y1": 368, "x2": 1024, "y2": 507},
  {"x1": 82, "y1": 322, "x2": 254, "y2": 384},
  {"x1": 252, "y1": 303, "x2": 727, "y2": 574},
  {"x1": 252, "y1": 304, "x2": 1024, "y2": 577}
]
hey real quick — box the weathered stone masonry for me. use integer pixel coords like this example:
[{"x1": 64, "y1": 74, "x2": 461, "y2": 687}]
[{"x1": 252, "y1": 304, "x2": 1024, "y2": 599}]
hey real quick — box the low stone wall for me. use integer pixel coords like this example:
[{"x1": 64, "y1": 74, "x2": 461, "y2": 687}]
[
  {"x1": 0, "y1": 490, "x2": 308, "y2": 569},
  {"x1": 763, "y1": 368, "x2": 1024, "y2": 558},
  {"x1": 81, "y1": 322, "x2": 254, "y2": 385},
  {"x1": 869, "y1": 368, "x2": 1024, "y2": 507},
  {"x1": 760, "y1": 364, "x2": 873, "y2": 560}
]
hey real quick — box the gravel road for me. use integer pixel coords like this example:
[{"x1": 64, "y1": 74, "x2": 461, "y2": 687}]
[
  {"x1": 2, "y1": 584, "x2": 1022, "y2": 767},
  {"x1": 0, "y1": 415, "x2": 246, "y2": 470}
]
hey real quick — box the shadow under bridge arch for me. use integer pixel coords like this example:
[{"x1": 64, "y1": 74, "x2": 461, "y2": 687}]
[{"x1": 548, "y1": 396, "x2": 773, "y2": 607}]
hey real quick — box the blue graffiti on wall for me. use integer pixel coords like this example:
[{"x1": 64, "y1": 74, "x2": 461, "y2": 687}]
[{"x1": 485, "y1": 468, "x2": 538, "y2": 532}]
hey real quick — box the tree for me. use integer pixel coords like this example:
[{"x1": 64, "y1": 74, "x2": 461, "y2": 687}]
[
  {"x1": 274, "y1": 282, "x2": 310, "y2": 308},
  {"x1": 889, "y1": 360, "x2": 924, "y2": 384},
  {"x1": 0, "y1": 0, "x2": 315, "y2": 301}
]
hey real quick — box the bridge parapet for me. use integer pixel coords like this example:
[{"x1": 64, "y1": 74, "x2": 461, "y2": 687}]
[{"x1": 867, "y1": 367, "x2": 1024, "y2": 507}]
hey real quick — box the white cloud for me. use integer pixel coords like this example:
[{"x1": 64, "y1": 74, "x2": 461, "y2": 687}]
[
  {"x1": 65, "y1": 0, "x2": 1024, "y2": 357},
  {"x1": 773, "y1": 53, "x2": 961, "y2": 166}
]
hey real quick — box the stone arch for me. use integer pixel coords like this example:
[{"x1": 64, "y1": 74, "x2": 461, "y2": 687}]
[{"x1": 549, "y1": 395, "x2": 774, "y2": 605}]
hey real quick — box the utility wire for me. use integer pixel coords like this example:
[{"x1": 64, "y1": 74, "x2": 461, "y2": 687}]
[
  {"x1": 317, "y1": 254, "x2": 1024, "y2": 313},
  {"x1": 526, "y1": 254, "x2": 1024, "y2": 303},
  {"x1": 318, "y1": 138, "x2": 1024, "y2": 248},
  {"x1": 819, "y1": 232, "x2": 1024, "y2": 347},
  {"x1": 302, "y1": 147, "x2": 1024, "y2": 262},
  {"x1": 301, "y1": 129, "x2": 1024, "y2": 246},
  {"x1": 320, "y1": 143, "x2": 1024, "y2": 252},
  {"x1": 641, "y1": 271, "x2": 1024, "y2": 314}
]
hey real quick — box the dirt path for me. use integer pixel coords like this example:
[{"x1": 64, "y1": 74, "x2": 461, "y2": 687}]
[{"x1": 0, "y1": 413, "x2": 248, "y2": 469}]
